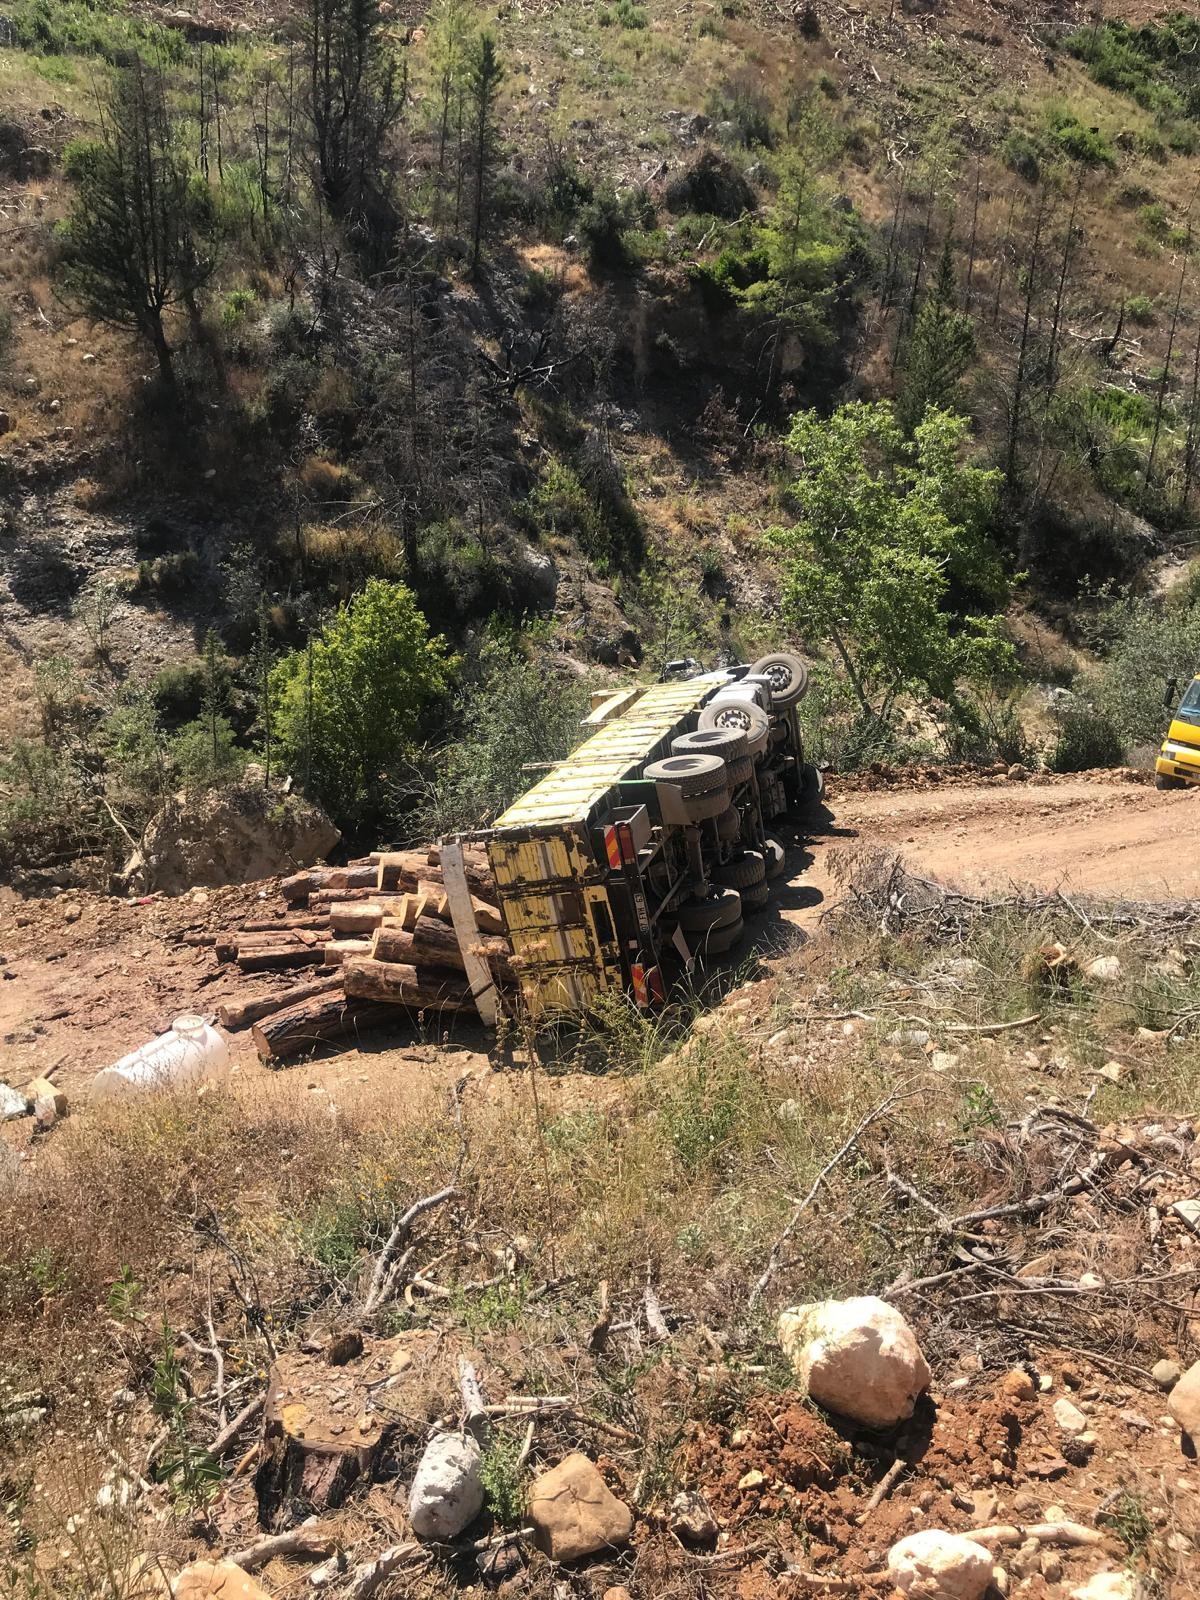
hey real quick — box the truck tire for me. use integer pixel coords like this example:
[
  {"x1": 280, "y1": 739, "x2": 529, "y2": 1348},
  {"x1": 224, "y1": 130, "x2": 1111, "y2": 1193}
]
[
  {"x1": 740, "y1": 880, "x2": 771, "y2": 913},
  {"x1": 672, "y1": 726, "x2": 749, "y2": 763},
  {"x1": 683, "y1": 783, "x2": 732, "y2": 822},
  {"x1": 799, "y1": 763, "x2": 825, "y2": 805},
  {"x1": 716, "y1": 805, "x2": 742, "y2": 842},
  {"x1": 1155, "y1": 772, "x2": 1186, "y2": 791},
  {"x1": 716, "y1": 851, "x2": 767, "y2": 890},
  {"x1": 677, "y1": 886, "x2": 742, "y2": 932},
  {"x1": 698, "y1": 700, "x2": 770, "y2": 758},
  {"x1": 750, "y1": 652, "x2": 809, "y2": 708},
  {"x1": 763, "y1": 837, "x2": 786, "y2": 879},
  {"x1": 700, "y1": 915, "x2": 745, "y2": 957},
  {"x1": 644, "y1": 753, "x2": 727, "y2": 797},
  {"x1": 725, "y1": 755, "x2": 754, "y2": 787}
]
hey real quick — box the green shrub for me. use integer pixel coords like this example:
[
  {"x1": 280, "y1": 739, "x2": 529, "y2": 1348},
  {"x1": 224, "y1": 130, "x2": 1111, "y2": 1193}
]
[
  {"x1": 1045, "y1": 107, "x2": 1116, "y2": 168},
  {"x1": 1090, "y1": 591, "x2": 1200, "y2": 746},
  {"x1": 411, "y1": 638, "x2": 589, "y2": 836},
  {"x1": 171, "y1": 715, "x2": 247, "y2": 790},
  {"x1": 578, "y1": 187, "x2": 638, "y2": 272},
  {"x1": 271, "y1": 579, "x2": 454, "y2": 821},
  {"x1": 1001, "y1": 129, "x2": 1041, "y2": 183},
  {"x1": 706, "y1": 76, "x2": 774, "y2": 148},
  {"x1": 1048, "y1": 701, "x2": 1125, "y2": 772},
  {"x1": 1126, "y1": 293, "x2": 1156, "y2": 325}
]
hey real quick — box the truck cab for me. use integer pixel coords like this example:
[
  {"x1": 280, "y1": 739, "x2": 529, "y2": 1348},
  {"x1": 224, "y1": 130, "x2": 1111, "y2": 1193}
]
[{"x1": 1156, "y1": 674, "x2": 1200, "y2": 790}]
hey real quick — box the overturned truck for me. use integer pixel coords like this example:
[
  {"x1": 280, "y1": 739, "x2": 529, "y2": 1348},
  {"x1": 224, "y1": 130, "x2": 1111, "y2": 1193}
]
[{"x1": 478, "y1": 652, "x2": 815, "y2": 1021}]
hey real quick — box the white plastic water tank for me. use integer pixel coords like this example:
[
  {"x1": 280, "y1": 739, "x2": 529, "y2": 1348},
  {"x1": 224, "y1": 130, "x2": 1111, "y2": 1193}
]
[{"x1": 91, "y1": 1014, "x2": 230, "y2": 1100}]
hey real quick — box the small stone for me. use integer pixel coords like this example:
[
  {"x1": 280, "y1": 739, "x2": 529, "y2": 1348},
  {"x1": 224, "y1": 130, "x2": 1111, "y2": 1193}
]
[
  {"x1": 407, "y1": 1432, "x2": 484, "y2": 1540},
  {"x1": 669, "y1": 1489, "x2": 718, "y2": 1544},
  {"x1": 1040, "y1": 1553, "x2": 1063, "y2": 1583},
  {"x1": 1000, "y1": 1369, "x2": 1036, "y2": 1402},
  {"x1": 887, "y1": 1529, "x2": 993, "y2": 1600},
  {"x1": 24, "y1": 1077, "x2": 66, "y2": 1116},
  {"x1": 527, "y1": 1454, "x2": 632, "y2": 1563},
  {"x1": 1052, "y1": 1398, "x2": 1087, "y2": 1434},
  {"x1": 82, "y1": 352, "x2": 98, "y2": 364},
  {"x1": 1097, "y1": 1061, "x2": 1124, "y2": 1082},
  {"x1": 738, "y1": 1469, "x2": 765, "y2": 1490},
  {"x1": 1172, "y1": 1198, "x2": 1200, "y2": 1231},
  {"x1": 931, "y1": 1051, "x2": 960, "y2": 1072},
  {"x1": 778, "y1": 1295, "x2": 931, "y2": 1428},
  {"x1": 1069, "y1": 1574, "x2": 1136, "y2": 1600},
  {"x1": 887, "y1": 1028, "x2": 931, "y2": 1049},
  {"x1": 1151, "y1": 1358, "x2": 1181, "y2": 1390},
  {"x1": 1086, "y1": 955, "x2": 1124, "y2": 984},
  {"x1": 0, "y1": 1083, "x2": 31, "y2": 1120},
  {"x1": 1167, "y1": 1359, "x2": 1200, "y2": 1438}
]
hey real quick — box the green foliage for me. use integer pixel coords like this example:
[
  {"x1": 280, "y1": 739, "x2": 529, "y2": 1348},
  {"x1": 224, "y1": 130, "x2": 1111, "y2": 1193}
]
[
  {"x1": 661, "y1": 1049, "x2": 755, "y2": 1173},
  {"x1": 171, "y1": 714, "x2": 247, "y2": 789},
  {"x1": 451, "y1": 1278, "x2": 528, "y2": 1336},
  {"x1": 769, "y1": 402, "x2": 1011, "y2": 724},
  {"x1": 271, "y1": 579, "x2": 454, "y2": 821},
  {"x1": 1096, "y1": 1489, "x2": 1154, "y2": 1556},
  {"x1": 1067, "y1": 15, "x2": 1200, "y2": 123},
  {"x1": 1048, "y1": 701, "x2": 1125, "y2": 772},
  {"x1": 6, "y1": 0, "x2": 185, "y2": 62},
  {"x1": 104, "y1": 1265, "x2": 144, "y2": 1322},
  {"x1": 578, "y1": 186, "x2": 639, "y2": 272},
  {"x1": 706, "y1": 75, "x2": 774, "y2": 148},
  {"x1": 411, "y1": 637, "x2": 589, "y2": 836},
  {"x1": 1126, "y1": 293, "x2": 1156, "y2": 325},
  {"x1": 1088, "y1": 590, "x2": 1200, "y2": 746},
  {"x1": 522, "y1": 454, "x2": 643, "y2": 573},
  {"x1": 1001, "y1": 129, "x2": 1041, "y2": 184},
  {"x1": 1044, "y1": 106, "x2": 1116, "y2": 169},
  {"x1": 479, "y1": 1433, "x2": 527, "y2": 1526},
  {"x1": 896, "y1": 242, "x2": 976, "y2": 434},
  {"x1": 599, "y1": 0, "x2": 648, "y2": 26}
]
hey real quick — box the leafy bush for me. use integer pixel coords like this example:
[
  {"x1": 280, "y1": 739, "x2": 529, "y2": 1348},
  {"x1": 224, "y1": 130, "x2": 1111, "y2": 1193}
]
[
  {"x1": 1002, "y1": 129, "x2": 1041, "y2": 183},
  {"x1": 706, "y1": 75, "x2": 774, "y2": 148},
  {"x1": 578, "y1": 187, "x2": 638, "y2": 272},
  {"x1": 411, "y1": 637, "x2": 589, "y2": 836},
  {"x1": 1066, "y1": 16, "x2": 1200, "y2": 122},
  {"x1": 1126, "y1": 293, "x2": 1156, "y2": 325},
  {"x1": 1089, "y1": 590, "x2": 1200, "y2": 746},
  {"x1": 522, "y1": 454, "x2": 643, "y2": 573},
  {"x1": 271, "y1": 579, "x2": 454, "y2": 822},
  {"x1": 1045, "y1": 107, "x2": 1116, "y2": 169},
  {"x1": 1048, "y1": 701, "x2": 1125, "y2": 772},
  {"x1": 663, "y1": 149, "x2": 756, "y2": 220},
  {"x1": 170, "y1": 715, "x2": 247, "y2": 790}
]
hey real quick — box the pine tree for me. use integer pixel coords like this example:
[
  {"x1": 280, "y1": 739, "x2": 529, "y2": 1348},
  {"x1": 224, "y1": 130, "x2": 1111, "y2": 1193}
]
[
  {"x1": 466, "y1": 32, "x2": 504, "y2": 273},
  {"x1": 895, "y1": 241, "x2": 976, "y2": 434}
]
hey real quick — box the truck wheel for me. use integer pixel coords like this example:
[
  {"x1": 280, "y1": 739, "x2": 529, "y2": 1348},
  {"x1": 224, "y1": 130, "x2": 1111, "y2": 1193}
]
[
  {"x1": 699, "y1": 700, "x2": 770, "y2": 758},
  {"x1": 798, "y1": 763, "x2": 825, "y2": 806},
  {"x1": 1155, "y1": 772, "x2": 1186, "y2": 791},
  {"x1": 725, "y1": 755, "x2": 754, "y2": 787},
  {"x1": 644, "y1": 753, "x2": 727, "y2": 797},
  {"x1": 673, "y1": 727, "x2": 749, "y2": 763},
  {"x1": 762, "y1": 837, "x2": 787, "y2": 879},
  {"x1": 700, "y1": 915, "x2": 745, "y2": 957},
  {"x1": 716, "y1": 851, "x2": 767, "y2": 890},
  {"x1": 677, "y1": 886, "x2": 742, "y2": 932},
  {"x1": 740, "y1": 880, "x2": 771, "y2": 913},
  {"x1": 683, "y1": 784, "x2": 732, "y2": 822},
  {"x1": 750, "y1": 652, "x2": 810, "y2": 708}
]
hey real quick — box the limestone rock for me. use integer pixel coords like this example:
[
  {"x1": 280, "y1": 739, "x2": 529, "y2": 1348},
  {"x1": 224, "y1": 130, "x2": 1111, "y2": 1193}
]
[
  {"x1": 528, "y1": 1453, "x2": 633, "y2": 1562},
  {"x1": 1052, "y1": 1397, "x2": 1088, "y2": 1434},
  {"x1": 1086, "y1": 955, "x2": 1124, "y2": 984},
  {"x1": 125, "y1": 1553, "x2": 174, "y2": 1598},
  {"x1": 778, "y1": 1295, "x2": 931, "y2": 1428},
  {"x1": 1167, "y1": 1359, "x2": 1200, "y2": 1438},
  {"x1": 1151, "y1": 1358, "x2": 1181, "y2": 1390},
  {"x1": 126, "y1": 780, "x2": 340, "y2": 894},
  {"x1": 0, "y1": 1083, "x2": 31, "y2": 1121},
  {"x1": 25, "y1": 1076, "x2": 66, "y2": 1116},
  {"x1": 886, "y1": 1529, "x2": 993, "y2": 1600},
  {"x1": 669, "y1": 1488, "x2": 718, "y2": 1544},
  {"x1": 1070, "y1": 1574, "x2": 1137, "y2": 1600},
  {"x1": 172, "y1": 1560, "x2": 273, "y2": 1598},
  {"x1": 407, "y1": 1431, "x2": 484, "y2": 1539}
]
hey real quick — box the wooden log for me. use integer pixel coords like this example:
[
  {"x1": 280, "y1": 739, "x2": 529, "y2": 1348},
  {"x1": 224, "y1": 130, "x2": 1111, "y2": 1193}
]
[
  {"x1": 375, "y1": 850, "x2": 431, "y2": 893},
  {"x1": 328, "y1": 897, "x2": 408, "y2": 935},
  {"x1": 237, "y1": 944, "x2": 328, "y2": 974},
  {"x1": 281, "y1": 866, "x2": 378, "y2": 902},
  {"x1": 323, "y1": 939, "x2": 371, "y2": 966},
  {"x1": 418, "y1": 887, "x2": 502, "y2": 935},
  {"x1": 217, "y1": 977, "x2": 344, "y2": 1032},
  {"x1": 250, "y1": 995, "x2": 395, "y2": 1062},
  {"x1": 371, "y1": 919, "x2": 514, "y2": 984},
  {"x1": 342, "y1": 958, "x2": 473, "y2": 1011},
  {"x1": 426, "y1": 843, "x2": 496, "y2": 894},
  {"x1": 238, "y1": 915, "x2": 331, "y2": 934}
]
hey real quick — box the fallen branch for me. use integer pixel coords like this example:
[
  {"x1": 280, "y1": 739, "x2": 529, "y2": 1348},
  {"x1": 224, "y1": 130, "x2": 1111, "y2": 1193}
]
[
  {"x1": 858, "y1": 1453, "x2": 907, "y2": 1520},
  {"x1": 970, "y1": 1521, "x2": 1102, "y2": 1548},
  {"x1": 363, "y1": 1185, "x2": 458, "y2": 1315},
  {"x1": 229, "y1": 1518, "x2": 334, "y2": 1571},
  {"x1": 588, "y1": 1279, "x2": 612, "y2": 1354},
  {"x1": 944, "y1": 1013, "x2": 1041, "y2": 1035},
  {"x1": 344, "y1": 1541, "x2": 428, "y2": 1599},
  {"x1": 644, "y1": 1284, "x2": 670, "y2": 1343},
  {"x1": 748, "y1": 1084, "x2": 913, "y2": 1310},
  {"x1": 205, "y1": 1394, "x2": 264, "y2": 1461}
]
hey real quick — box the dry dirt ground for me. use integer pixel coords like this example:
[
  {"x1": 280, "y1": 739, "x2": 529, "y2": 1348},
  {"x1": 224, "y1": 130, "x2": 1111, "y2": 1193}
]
[{"x1": 0, "y1": 767, "x2": 1193, "y2": 1111}]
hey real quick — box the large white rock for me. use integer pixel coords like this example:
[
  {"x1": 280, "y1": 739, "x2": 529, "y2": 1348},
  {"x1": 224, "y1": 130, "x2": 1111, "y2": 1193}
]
[
  {"x1": 887, "y1": 1530, "x2": 994, "y2": 1600},
  {"x1": 1070, "y1": 1574, "x2": 1137, "y2": 1600},
  {"x1": 1167, "y1": 1358, "x2": 1200, "y2": 1439},
  {"x1": 407, "y1": 1431, "x2": 484, "y2": 1540},
  {"x1": 778, "y1": 1295, "x2": 931, "y2": 1427}
]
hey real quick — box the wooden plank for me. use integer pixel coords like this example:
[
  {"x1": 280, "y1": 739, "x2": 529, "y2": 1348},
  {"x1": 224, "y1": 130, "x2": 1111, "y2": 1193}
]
[{"x1": 439, "y1": 841, "x2": 498, "y2": 1027}]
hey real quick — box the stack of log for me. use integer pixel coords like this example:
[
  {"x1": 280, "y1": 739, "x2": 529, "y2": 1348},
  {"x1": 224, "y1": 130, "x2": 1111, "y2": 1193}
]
[{"x1": 207, "y1": 844, "x2": 512, "y2": 1064}]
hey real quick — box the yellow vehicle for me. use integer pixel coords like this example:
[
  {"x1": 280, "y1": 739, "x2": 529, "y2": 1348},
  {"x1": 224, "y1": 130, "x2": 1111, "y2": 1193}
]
[
  {"x1": 477, "y1": 652, "x2": 817, "y2": 1021},
  {"x1": 1156, "y1": 674, "x2": 1200, "y2": 790}
]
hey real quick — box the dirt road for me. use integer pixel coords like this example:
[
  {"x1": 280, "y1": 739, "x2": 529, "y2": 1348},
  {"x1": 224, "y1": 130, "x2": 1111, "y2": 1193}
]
[
  {"x1": 822, "y1": 773, "x2": 1197, "y2": 901},
  {"x1": 1, "y1": 770, "x2": 1195, "y2": 1103}
]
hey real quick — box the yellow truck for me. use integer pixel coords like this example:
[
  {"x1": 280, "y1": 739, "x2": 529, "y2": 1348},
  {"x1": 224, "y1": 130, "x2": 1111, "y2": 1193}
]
[
  {"x1": 1156, "y1": 674, "x2": 1200, "y2": 789},
  {"x1": 478, "y1": 652, "x2": 816, "y2": 1020}
]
